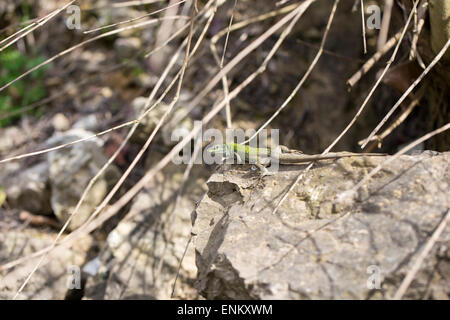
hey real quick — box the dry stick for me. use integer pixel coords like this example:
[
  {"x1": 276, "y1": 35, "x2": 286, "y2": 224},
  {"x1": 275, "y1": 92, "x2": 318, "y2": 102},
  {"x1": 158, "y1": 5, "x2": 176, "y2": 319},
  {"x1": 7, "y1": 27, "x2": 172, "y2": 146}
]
[
  {"x1": 0, "y1": 18, "x2": 195, "y2": 165},
  {"x1": 360, "y1": 0, "x2": 367, "y2": 54},
  {"x1": 83, "y1": 0, "x2": 163, "y2": 11},
  {"x1": 212, "y1": 3, "x2": 298, "y2": 41},
  {"x1": 121, "y1": 1, "x2": 314, "y2": 224},
  {"x1": 84, "y1": 0, "x2": 188, "y2": 34},
  {"x1": 361, "y1": 38, "x2": 450, "y2": 148},
  {"x1": 221, "y1": 0, "x2": 238, "y2": 129},
  {"x1": 11, "y1": 0, "x2": 217, "y2": 293},
  {"x1": 142, "y1": 0, "x2": 219, "y2": 60},
  {"x1": 243, "y1": 0, "x2": 340, "y2": 145},
  {"x1": 0, "y1": 0, "x2": 316, "y2": 274},
  {"x1": 0, "y1": 2, "x2": 214, "y2": 165},
  {"x1": 347, "y1": 29, "x2": 401, "y2": 88},
  {"x1": 325, "y1": 0, "x2": 419, "y2": 154},
  {"x1": 79, "y1": 0, "x2": 217, "y2": 235},
  {"x1": 0, "y1": 68, "x2": 183, "y2": 271},
  {"x1": 0, "y1": 15, "x2": 188, "y2": 94},
  {"x1": 158, "y1": 137, "x2": 203, "y2": 297},
  {"x1": 275, "y1": 123, "x2": 450, "y2": 273},
  {"x1": 377, "y1": 0, "x2": 393, "y2": 51},
  {"x1": 270, "y1": 0, "x2": 419, "y2": 216},
  {"x1": 42, "y1": 58, "x2": 186, "y2": 293},
  {"x1": 341, "y1": 122, "x2": 450, "y2": 203},
  {"x1": 393, "y1": 208, "x2": 450, "y2": 300},
  {"x1": 0, "y1": 18, "x2": 39, "y2": 46},
  {"x1": 358, "y1": 89, "x2": 424, "y2": 147},
  {"x1": 151, "y1": 0, "x2": 182, "y2": 70},
  {"x1": 171, "y1": 233, "x2": 192, "y2": 297},
  {"x1": 209, "y1": 2, "x2": 296, "y2": 129},
  {"x1": 95, "y1": 0, "x2": 315, "y2": 227},
  {"x1": 276, "y1": 0, "x2": 291, "y2": 6},
  {"x1": 409, "y1": 0, "x2": 427, "y2": 65},
  {"x1": 0, "y1": 17, "x2": 40, "y2": 37},
  {"x1": 172, "y1": 2, "x2": 301, "y2": 126},
  {"x1": 0, "y1": 0, "x2": 76, "y2": 52},
  {"x1": 12, "y1": 3, "x2": 198, "y2": 301},
  {"x1": 296, "y1": 39, "x2": 367, "y2": 63},
  {"x1": 0, "y1": 2, "x2": 215, "y2": 165},
  {"x1": 144, "y1": 22, "x2": 190, "y2": 57},
  {"x1": 0, "y1": 120, "x2": 138, "y2": 164}
]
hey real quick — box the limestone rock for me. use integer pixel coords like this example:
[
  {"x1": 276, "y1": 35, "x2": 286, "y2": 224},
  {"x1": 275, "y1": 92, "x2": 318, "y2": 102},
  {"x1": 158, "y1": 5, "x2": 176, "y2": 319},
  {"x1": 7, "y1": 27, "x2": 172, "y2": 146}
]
[
  {"x1": 72, "y1": 114, "x2": 99, "y2": 131},
  {"x1": 46, "y1": 129, "x2": 121, "y2": 231},
  {"x1": 0, "y1": 228, "x2": 92, "y2": 300},
  {"x1": 0, "y1": 126, "x2": 27, "y2": 154},
  {"x1": 193, "y1": 151, "x2": 450, "y2": 299},
  {"x1": 5, "y1": 162, "x2": 52, "y2": 215}
]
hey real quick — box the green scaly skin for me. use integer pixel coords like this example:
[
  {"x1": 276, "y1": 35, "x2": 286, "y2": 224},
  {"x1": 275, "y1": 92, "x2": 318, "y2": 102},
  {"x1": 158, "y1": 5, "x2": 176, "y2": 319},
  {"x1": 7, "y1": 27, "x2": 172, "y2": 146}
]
[{"x1": 209, "y1": 143, "x2": 385, "y2": 167}]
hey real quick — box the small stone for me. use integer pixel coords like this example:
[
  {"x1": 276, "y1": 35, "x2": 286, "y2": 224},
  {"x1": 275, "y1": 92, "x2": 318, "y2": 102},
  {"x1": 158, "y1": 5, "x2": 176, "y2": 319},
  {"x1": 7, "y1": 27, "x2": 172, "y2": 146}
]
[
  {"x1": 114, "y1": 37, "x2": 141, "y2": 58},
  {"x1": 51, "y1": 113, "x2": 70, "y2": 131},
  {"x1": 5, "y1": 162, "x2": 52, "y2": 215},
  {"x1": 0, "y1": 126, "x2": 27, "y2": 153},
  {"x1": 72, "y1": 114, "x2": 98, "y2": 131},
  {"x1": 46, "y1": 129, "x2": 121, "y2": 230}
]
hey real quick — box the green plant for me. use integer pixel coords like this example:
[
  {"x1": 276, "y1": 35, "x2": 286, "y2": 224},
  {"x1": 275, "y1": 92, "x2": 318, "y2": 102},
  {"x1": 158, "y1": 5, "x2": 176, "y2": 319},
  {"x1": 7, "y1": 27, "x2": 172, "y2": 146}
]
[{"x1": 0, "y1": 49, "x2": 48, "y2": 127}]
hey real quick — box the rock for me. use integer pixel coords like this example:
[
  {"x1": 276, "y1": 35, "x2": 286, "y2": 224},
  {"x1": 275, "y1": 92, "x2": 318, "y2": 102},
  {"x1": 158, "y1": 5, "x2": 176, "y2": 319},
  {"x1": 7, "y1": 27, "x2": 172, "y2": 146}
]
[
  {"x1": 74, "y1": 87, "x2": 114, "y2": 113},
  {"x1": 135, "y1": 73, "x2": 158, "y2": 89},
  {"x1": 5, "y1": 162, "x2": 52, "y2": 215},
  {"x1": 192, "y1": 151, "x2": 450, "y2": 299},
  {"x1": 46, "y1": 129, "x2": 121, "y2": 231},
  {"x1": 73, "y1": 114, "x2": 99, "y2": 131},
  {"x1": 52, "y1": 113, "x2": 70, "y2": 132},
  {"x1": 114, "y1": 37, "x2": 141, "y2": 58},
  {"x1": 83, "y1": 157, "x2": 209, "y2": 300},
  {"x1": 0, "y1": 228, "x2": 93, "y2": 299},
  {"x1": 78, "y1": 50, "x2": 108, "y2": 72},
  {"x1": 0, "y1": 126, "x2": 27, "y2": 154}
]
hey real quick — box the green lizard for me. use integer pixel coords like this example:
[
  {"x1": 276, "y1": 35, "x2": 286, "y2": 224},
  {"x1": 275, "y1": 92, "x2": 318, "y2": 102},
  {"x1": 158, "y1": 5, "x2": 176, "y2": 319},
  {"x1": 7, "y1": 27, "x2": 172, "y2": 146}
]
[{"x1": 208, "y1": 143, "x2": 384, "y2": 175}]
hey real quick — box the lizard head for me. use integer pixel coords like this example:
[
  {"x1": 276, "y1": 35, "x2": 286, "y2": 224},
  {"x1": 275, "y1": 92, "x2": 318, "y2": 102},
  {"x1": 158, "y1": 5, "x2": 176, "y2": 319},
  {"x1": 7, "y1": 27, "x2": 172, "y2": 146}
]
[{"x1": 207, "y1": 144, "x2": 233, "y2": 161}]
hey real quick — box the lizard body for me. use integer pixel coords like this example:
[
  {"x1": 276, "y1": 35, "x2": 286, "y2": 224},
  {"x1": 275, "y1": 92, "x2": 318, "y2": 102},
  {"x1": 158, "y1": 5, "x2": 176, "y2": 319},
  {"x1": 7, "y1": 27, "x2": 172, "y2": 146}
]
[{"x1": 208, "y1": 143, "x2": 385, "y2": 174}]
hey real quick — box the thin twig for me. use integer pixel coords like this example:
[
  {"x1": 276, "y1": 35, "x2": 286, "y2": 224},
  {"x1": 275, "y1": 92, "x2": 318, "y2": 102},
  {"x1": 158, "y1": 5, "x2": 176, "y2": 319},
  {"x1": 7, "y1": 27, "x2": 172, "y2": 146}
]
[
  {"x1": 0, "y1": 0, "x2": 76, "y2": 52},
  {"x1": 360, "y1": 0, "x2": 367, "y2": 54},
  {"x1": 243, "y1": 0, "x2": 340, "y2": 145},
  {"x1": 270, "y1": 1, "x2": 420, "y2": 215},
  {"x1": 84, "y1": 0, "x2": 188, "y2": 34},
  {"x1": 358, "y1": 89, "x2": 424, "y2": 148},
  {"x1": 12, "y1": 1, "x2": 199, "y2": 300},
  {"x1": 325, "y1": 0, "x2": 419, "y2": 154},
  {"x1": 347, "y1": 29, "x2": 402, "y2": 88},
  {"x1": 0, "y1": 0, "x2": 317, "y2": 275},
  {"x1": 347, "y1": 122, "x2": 450, "y2": 198},
  {"x1": 221, "y1": 0, "x2": 238, "y2": 129},
  {"x1": 377, "y1": 0, "x2": 393, "y2": 50},
  {"x1": 0, "y1": 16, "x2": 188, "y2": 94},
  {"x1": 361, "y1": 38, "x2": 450, "y2": 148},
  {"x1": 393, "y1": 208, "x2": 450, "y2": 300}
]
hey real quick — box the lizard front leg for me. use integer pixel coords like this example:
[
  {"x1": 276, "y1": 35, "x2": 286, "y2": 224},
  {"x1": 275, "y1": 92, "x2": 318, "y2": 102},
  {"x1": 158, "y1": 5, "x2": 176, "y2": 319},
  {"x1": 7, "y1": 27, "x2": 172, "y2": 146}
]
[{"x1": 233, "y1": 152, "x2": 244, "y2": 164}]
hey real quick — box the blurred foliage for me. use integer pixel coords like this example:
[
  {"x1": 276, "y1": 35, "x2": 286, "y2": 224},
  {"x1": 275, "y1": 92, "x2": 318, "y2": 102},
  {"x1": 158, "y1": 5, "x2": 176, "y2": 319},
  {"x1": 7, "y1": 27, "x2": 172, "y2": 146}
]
[{"x1": 0, "y1": 49, "x2": 48, "y2": 127}]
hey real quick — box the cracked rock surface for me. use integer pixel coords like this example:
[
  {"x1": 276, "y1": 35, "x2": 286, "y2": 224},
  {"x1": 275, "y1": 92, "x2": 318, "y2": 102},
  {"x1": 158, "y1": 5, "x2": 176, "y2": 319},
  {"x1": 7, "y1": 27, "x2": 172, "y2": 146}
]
[{"x1": 193, "y1": 151, "x2": 450, "y2": 299}]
